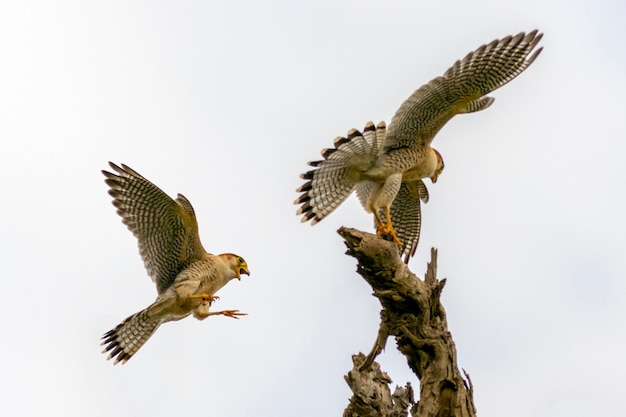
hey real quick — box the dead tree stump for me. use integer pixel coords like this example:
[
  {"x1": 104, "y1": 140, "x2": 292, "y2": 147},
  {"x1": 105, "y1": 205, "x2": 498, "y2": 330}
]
[{"x1": 338, "y1": 227, "x2": 476, "y2": 417}]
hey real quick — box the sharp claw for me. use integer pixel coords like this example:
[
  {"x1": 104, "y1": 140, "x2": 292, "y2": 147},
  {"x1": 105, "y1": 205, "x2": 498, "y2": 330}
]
[
  {"x1": 373, "y1": 207, "x2": 403, "y2": 249},
  {"x1": 376, "y1": 224, "x2": 403, "y2": 248},
  {"x1": 221, "y1": 310, "x2": 247, "y2": 319},
  {"x1": 189, "y1": 294, "x2": 219, "y2": 305},
  {"x1": 226, "y1": 310, "x2": 248, "y2": 319}
]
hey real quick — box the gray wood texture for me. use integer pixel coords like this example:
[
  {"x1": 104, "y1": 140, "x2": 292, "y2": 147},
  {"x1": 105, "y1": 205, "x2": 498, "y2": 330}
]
[{"x1": 339, "y1": 227, "x2": 476, "y2": 417}]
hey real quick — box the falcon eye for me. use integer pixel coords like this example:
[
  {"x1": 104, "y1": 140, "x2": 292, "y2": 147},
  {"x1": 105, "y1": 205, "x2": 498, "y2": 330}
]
[{"x1": 238, "y1": 257, "x2": 245, "y2": 264}]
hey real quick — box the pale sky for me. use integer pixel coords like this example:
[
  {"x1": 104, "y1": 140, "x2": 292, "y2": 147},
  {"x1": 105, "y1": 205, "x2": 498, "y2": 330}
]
[{"x1": 0, "y1": 1, "x2": 624, "y2": 416}]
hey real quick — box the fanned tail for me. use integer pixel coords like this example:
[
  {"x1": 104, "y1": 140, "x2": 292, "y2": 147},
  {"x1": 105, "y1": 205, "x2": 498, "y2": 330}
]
[
  {"x1": 101, "y1": 306, "x2": 162, "y2": 365},
  {"x1": 295, "y1": 121, "x2": 386, "y2": 224}
]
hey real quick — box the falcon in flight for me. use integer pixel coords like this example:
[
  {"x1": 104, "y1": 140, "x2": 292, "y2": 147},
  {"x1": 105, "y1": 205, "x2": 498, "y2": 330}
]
[
  {"x1": 295, "y1": 30, "x2": 543, "y2": 262},
  {"x1": 101, "y1": 162, "x2": 250, "y2": 364}
]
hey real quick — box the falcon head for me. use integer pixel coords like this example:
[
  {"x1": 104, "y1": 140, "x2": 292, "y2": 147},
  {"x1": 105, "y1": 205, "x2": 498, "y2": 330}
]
[
  {"x1": 221, "y1": 253, "x2": 250, "y2": 280},
  {"x1": 430, "y1": 149, "x2": 445, "y2": 183},
  {"x1": 235, "y1": 256, "x2": 250, "y2": 279}
]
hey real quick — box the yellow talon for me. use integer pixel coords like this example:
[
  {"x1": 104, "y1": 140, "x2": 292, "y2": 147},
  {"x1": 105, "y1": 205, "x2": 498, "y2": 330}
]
[
  {"x1": 376, "y1": 224, "x2": 403, "y2": 248},
  {"x1": 374, "y1": 206, "x2": 403, "y2": 248},
  {"x1": 211, "y1": 310, "x2": 247, "y2": 319},
  {"x1": 189, "y1": 294, "x2": 219, "y2": 305}
]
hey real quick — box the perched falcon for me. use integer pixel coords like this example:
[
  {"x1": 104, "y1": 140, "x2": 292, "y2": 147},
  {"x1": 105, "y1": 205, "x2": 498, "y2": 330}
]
[
  {"x1": 101, "y1": 162, "x2": 250, "y2": 365},
  {"x1": 295, "y1": 30, "x2": 543, "y2": 262}
]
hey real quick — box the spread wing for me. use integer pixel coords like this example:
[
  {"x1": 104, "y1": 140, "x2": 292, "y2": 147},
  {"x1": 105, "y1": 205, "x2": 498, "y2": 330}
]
[
  {"x1": 384, "y1": 30, "x2": 543, "y2": 150},
  {"x1": 389, "y1": 180, "x2": 429, "y2": 263},
  {"x1": 103, "y1": 162, "x2": 207, "y2": 294}
]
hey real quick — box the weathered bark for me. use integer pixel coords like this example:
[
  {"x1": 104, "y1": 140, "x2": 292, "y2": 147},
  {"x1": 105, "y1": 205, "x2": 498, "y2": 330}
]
[
  {"x1": 338, "y1": 227, "x2": 476, "y2": 417},
  {"x1": 344, "y1": 353, "x2": 415, "y2": 417}
]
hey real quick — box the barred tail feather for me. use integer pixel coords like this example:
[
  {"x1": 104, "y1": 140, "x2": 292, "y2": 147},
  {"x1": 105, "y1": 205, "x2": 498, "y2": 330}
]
[
  {"x1": 295, "y1": 122, "x2": 386, "y2": 224},
  {"x1": 101, "y1": 307, "x2": 162, "y2": 365},
  {"x1": 355, "y1": 180, "x2": 374, "y2": 211}
]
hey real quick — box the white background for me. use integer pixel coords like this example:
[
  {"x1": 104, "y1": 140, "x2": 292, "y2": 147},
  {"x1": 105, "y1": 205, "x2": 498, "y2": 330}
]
[{"x1": 0, "y1": 1, "x2": 624, "y2": 416}]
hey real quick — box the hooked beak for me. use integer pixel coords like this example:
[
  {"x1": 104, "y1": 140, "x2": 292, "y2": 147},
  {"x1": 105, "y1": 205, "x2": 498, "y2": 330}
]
[
  {"x1": 430, "y1": 172, "x2": 439, "y2": 184},
  {"x1": 236, "y1": 266, "x2": 250, "y2": 280}
]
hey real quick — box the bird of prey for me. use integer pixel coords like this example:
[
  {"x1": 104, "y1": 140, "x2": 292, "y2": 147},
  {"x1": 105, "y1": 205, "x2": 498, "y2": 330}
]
[
  {"x1": 101, "y1": 162, "x2": 250, "y2": 364},
  {"x1": 295, "y1": 30, "x2": 543, "y2": 262}
]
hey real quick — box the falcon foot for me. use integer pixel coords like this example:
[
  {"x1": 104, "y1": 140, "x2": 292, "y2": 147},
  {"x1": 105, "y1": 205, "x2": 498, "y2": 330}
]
[
  {"x1": 376, "y1": 224, "x2": 403, "y2": 248},
  {"x1": 189, "y1": 293, "x2": 219, "y2": 306},
  {"x1": 211, "y1": 309, "x2": 247, "y2": 319}
]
